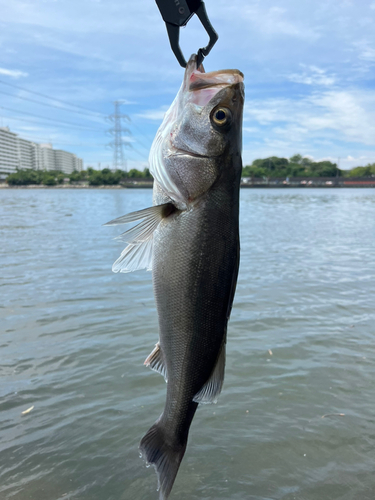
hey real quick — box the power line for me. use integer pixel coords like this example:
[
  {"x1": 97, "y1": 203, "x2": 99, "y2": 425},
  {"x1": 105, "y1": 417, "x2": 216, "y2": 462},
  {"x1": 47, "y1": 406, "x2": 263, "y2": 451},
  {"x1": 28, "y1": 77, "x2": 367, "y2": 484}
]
[
  {"x1": 1, "y1": 112, "x2": 149, "y2": 160},
  {"x1": 127, "y1": 145, "x2": 149, "y2": 161},
  {"x1": 129, "y1": 131, "x2": 150, "y2": 154},
  {"x1": 0, "y1": 79, "x2": 155, "y2": 156},
  {"x1": 16, "y1": 135, "x2": 107, "y2": 148},
  {"x1": 129, "y1": 119, "x2": 155, "y2": 150},
  {"x1": 0, "y1": 77, "x2": 158, "y2": 150},
  {"x1": 0, "y1": 79, "x2": 105, "y2": 117},
  {"x1": 0, "y1": 113, "x2": 89, "y2": 131},
  {"x1": 0, "y1": 106, "x2": 104, "y2": 131},
  {"x1": 0, "y1": 89, "x2": 105, "y2": 121},
  {"x1": 120, "y1": 152, "x2": 148, "y2": 164}
]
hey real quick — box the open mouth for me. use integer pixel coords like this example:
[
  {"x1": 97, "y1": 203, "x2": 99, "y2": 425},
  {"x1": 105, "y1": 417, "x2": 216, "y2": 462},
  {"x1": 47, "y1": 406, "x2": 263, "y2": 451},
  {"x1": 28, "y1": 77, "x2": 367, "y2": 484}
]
[
  {"x1": 189, "y1": 70, "x2": 244, "y2": 92},
  {"x1": 187, "y1": 69, "x2": 243, "y2": 107}
]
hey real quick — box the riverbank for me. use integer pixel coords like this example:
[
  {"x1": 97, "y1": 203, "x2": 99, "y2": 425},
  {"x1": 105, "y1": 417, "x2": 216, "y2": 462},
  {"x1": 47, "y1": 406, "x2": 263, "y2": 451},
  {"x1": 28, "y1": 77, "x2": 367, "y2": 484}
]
[
  {"x1": 2, "y1": 180, "x2": 375, "y2": 189},
  {"x1": 0, "y1": 183, "x2": 151, "y2": 189}
]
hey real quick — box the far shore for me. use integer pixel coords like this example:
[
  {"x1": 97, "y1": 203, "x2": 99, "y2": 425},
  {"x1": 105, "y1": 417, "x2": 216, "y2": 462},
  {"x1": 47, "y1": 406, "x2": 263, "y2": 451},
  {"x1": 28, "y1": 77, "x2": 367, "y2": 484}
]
[
  {"x1": 2, "y1": 185, "x2": 375, "y2": 190},
  {"x1": 0, "y1": 183, "x2": 152, "y2": 189},
  {"x1": 1, "y1": 179, "x2": 375, "y2": 189}
]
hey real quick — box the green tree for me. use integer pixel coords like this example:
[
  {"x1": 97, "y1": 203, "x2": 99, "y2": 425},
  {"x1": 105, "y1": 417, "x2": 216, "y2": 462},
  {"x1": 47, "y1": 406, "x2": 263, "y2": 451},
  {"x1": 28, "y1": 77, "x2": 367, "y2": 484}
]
[
  {"x1": 128, "y1": 168, "x2": 144, "y2": 178},
  {"x1": 56, "y1": 172, "x2": 65, "y2": 184},
  {"x1": 69, "y1": 170, "x2": 86, "y2": 182},
  {"x1": 369, "y1": 163, "x2": 375, "y2": 176},
  {"x1": 88, "y1": 171, "x2": 103, "y2": 186},
  {"x1": 309, "y1": 161, "x2": 339, "y2": 177},
  {"x1": 301, "y1": 157, "x2": 313, "y2": 167},
  {"x1": 242, "y1": 165, "x2": 267, "y2": 178},
  {"x1": 289, "y1": 154, "x2": 303, "y2": 164},
  {"x1": 242, "y1": 156, "x2": 343, "y2": 178},
  {"x1": 42, "y1": 172, "x2": 57, "y2": 185},
  {"x1": 6, "y1": 169, "x2": 43, "y2": 185},
  {"x1": 348, "y1": 166, "x2": 373, "y2": 177}
]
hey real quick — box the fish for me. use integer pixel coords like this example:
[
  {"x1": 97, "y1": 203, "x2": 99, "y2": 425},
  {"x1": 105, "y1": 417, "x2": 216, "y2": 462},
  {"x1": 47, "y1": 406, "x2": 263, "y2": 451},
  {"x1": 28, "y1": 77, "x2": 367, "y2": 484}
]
[{"x1": 105, "y1": 54, "x2": 244, "y2": 499}]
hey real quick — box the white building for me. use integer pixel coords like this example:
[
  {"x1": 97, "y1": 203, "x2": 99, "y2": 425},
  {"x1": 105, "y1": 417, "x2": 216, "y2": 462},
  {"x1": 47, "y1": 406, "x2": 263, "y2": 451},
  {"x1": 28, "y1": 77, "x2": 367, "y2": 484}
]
[
  {"x1": 0, "y1": 127, "x2": 83, "y2": 177},
  {"x1": 0, "y1": 127, "x2": 19, "y2": 175},
  {"x1": 18, "y1": 137, "x2": 40, "y2": 170},
  {"x1": 39, "y1": 143, "x2": 56, "y2": 171},
  {"x1": 54, "y1": 148, "x2": 83, "y2": 173}
]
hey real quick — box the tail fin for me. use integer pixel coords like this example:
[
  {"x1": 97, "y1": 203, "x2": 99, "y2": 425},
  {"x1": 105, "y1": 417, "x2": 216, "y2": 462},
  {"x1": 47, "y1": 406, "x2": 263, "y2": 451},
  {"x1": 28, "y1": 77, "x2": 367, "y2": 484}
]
[{"x1": 139, "y1": 420, "x2": 186, "y2": 500}]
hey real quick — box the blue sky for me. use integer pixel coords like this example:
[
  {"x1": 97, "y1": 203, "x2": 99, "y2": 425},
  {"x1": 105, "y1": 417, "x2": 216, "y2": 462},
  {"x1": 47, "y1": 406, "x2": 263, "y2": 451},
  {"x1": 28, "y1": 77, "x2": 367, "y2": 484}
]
[{"x1": 1, "y1": 0, "x2": 374, "y2": 171}]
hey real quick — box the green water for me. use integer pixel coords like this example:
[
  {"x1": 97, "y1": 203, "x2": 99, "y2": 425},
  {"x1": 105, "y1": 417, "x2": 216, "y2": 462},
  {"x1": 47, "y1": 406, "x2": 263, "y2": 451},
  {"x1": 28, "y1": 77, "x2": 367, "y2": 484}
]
[{"x1": 1, "y1": 188, "x2": 375, "y2": 500}]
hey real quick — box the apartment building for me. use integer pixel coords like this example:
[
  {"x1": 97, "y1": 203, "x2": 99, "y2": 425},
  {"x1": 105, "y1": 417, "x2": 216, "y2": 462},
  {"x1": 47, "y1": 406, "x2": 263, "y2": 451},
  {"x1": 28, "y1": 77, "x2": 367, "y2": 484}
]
[
  {"x1": 0, "y1": 127, "x2": 19, "y2": 175},
  {"x1": 54, "y1": 148, "x2": 83, "y2": 173},
  {"x1": 18, "y1": 137, "x2": 39, "y2": 170},
  {"x1": 39, "y1": 143, "x2": 56, "y2": 171},
  {"x1": 0, "y1": 127, "x2": 83, "y2": 177}
]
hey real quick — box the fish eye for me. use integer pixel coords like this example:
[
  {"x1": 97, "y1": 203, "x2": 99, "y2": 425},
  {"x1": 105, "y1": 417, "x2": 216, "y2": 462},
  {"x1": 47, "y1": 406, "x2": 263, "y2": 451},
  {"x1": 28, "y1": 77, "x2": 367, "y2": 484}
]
[{"x1": 211, "y1": 107, "x2": 232, "y2": 127}]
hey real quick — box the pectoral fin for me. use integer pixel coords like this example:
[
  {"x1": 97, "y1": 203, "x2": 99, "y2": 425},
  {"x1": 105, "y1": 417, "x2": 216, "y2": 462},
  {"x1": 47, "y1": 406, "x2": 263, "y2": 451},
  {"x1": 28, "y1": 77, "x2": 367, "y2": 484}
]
[
  {"x1": 104, "y1": 203, "x2": 176, "y2": 273},
  {"x1": 193, "y1": 342, "x2": 226, "y2": 404}
]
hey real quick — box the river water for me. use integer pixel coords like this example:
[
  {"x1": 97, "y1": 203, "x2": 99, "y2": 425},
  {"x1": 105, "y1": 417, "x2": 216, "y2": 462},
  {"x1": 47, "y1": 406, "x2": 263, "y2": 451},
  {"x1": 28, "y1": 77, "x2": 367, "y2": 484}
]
[{"x1": 1, "y1": 188, "x2": 375, "y2": 500}]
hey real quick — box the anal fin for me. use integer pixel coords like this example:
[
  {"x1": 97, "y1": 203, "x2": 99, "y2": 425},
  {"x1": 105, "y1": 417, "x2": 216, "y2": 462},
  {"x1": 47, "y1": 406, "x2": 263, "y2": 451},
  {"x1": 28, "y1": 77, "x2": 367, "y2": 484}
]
[
  {"x1": 144, "y1": 342, "x2": 168, "y2": 382},
  {"x1": 193, "y1": 342, "x2": 226, "y2": 404}
]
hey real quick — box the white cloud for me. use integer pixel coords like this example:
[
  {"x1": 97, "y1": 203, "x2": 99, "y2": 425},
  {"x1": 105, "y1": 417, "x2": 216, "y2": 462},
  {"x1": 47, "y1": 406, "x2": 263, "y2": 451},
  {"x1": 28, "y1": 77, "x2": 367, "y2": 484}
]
[
  {"x1": 317, "y1": 155, "x2": 375, "y2": 170},
  {"x1": 135, "y1": 107, "x2": 169, "y2": 121},
  {"x1": 242, "y1": 87, "x2": 375, "y2": 168},
  {"x1": 220, "y1": 2, "x2": 320, "y2": 41},
  {"x1": 307, "y1": 90, "x2": 375, "y2": 144},
  {"x1": 244, "y1": 89, "x2": 375, "y2": 147},
  {"x1": 0, "y1": 67, "x2": 28, "y2": 78},
  {"x1": 122, "y1": 136, "x2": 136, "y2": 144},
  {"x1": 287, "y1": 65, "x2": 336, "y2": 86},
  {"x1": 354, "y1": 40, "x2": 375, "y2": 62}
]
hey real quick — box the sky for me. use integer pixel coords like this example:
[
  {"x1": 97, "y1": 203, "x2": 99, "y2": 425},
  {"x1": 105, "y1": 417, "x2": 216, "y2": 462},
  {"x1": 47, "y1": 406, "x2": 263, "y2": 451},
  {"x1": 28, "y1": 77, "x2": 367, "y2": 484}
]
[{"x1": 0, "y1": 0, "x2": 374, "y2": 171}]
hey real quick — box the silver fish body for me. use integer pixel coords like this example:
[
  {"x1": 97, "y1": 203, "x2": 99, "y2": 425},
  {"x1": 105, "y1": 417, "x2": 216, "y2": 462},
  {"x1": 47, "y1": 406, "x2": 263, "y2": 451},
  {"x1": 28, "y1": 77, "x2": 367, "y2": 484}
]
[{"x1": 106, "y1": 55, "x2": 244, "y2": 499}]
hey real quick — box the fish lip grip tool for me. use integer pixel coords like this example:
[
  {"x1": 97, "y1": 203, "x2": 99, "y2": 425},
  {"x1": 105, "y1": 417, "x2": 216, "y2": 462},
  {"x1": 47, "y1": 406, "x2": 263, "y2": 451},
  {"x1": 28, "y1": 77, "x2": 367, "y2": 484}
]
[{"x1": 155, "y1": 0, "x2": 218, "y2": 68}]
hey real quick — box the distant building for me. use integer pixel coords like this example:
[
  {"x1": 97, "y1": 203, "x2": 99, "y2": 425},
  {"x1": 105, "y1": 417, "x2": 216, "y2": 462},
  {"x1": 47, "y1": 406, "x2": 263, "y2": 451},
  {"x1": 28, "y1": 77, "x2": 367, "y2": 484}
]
[
  {"x1": 39, "y1": 143, "x2": 56, "y2": 171},
  {"x1": 54, "y1": 148, "x2": 83, "y2": 173},
  {"x1": 0, "y1": 127, "x2": 19, "y2": 175},
  {"x1": 0, "y1": 127, "x2": 83, "y2": 177},
  {"x1": 18, "y1": 137, "x2": 40, "y2": 170}
]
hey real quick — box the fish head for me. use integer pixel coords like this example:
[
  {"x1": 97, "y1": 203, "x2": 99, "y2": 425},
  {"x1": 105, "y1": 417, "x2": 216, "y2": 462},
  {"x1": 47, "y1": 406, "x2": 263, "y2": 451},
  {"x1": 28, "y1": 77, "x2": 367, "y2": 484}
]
[{"x1": 149, "y1": 55, "x2": 244, "y2": 206}]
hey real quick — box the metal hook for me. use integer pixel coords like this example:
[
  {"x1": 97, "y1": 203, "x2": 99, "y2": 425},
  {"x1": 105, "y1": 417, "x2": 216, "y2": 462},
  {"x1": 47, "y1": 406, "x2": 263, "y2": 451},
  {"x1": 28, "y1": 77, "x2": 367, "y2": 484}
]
[{"x1": 155, "y1": 0, "x2": 218, "y2": 68}]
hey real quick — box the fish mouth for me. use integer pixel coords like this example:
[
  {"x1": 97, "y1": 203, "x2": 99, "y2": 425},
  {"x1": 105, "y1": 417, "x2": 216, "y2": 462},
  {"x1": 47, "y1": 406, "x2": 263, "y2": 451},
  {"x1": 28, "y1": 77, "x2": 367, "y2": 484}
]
[
  {"x1": 183, "y1": 55, "x2": 244, "y2": 107},
  {"x1": 168, "y1": 147, "x2": 212, "y2": 159},
  {"x1": 189, "y1": 69, "x2": 244, "y2": 92},
  {"x1": 185, "y1": 55, "x2": 243, "y2": 88}
]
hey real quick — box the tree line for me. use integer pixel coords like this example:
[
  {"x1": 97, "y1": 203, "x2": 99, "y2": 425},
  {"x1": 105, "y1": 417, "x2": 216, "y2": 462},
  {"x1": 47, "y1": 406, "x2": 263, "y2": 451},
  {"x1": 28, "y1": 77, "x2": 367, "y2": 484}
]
[
  {"x1": 243, "y1": 154, "x2": 375, "y2": 178},
  {"x1": 5, "y1": 155, "x2": 375, "y2": 186},
  {"x1": 5, "y1": 167, "x2": 151, "y2": 186}
]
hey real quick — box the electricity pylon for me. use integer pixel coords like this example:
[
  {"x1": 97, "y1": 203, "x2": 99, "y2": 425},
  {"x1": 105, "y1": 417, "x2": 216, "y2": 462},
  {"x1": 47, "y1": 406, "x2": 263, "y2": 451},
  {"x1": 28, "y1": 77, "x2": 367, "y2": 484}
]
[{"x1": 107, "y1": 101, "x2": 131, "y2": 170}]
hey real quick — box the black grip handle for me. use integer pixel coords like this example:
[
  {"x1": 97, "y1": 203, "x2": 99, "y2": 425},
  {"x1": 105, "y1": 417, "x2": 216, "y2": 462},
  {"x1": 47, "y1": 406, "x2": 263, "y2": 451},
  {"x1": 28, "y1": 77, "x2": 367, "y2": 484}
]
[
  {"x1": 155, "y1": 0, "x2": 200, "y2": 27},
  {"x1": 155, "y1": 0, "x2": 218, "y2": 68}
]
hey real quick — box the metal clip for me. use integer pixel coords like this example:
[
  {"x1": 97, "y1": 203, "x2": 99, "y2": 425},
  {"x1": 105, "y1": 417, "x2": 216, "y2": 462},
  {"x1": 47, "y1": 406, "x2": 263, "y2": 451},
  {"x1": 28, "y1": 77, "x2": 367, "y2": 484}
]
[{"x1": 155, "y1": 0, "x2": 218, "y2": 68}]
